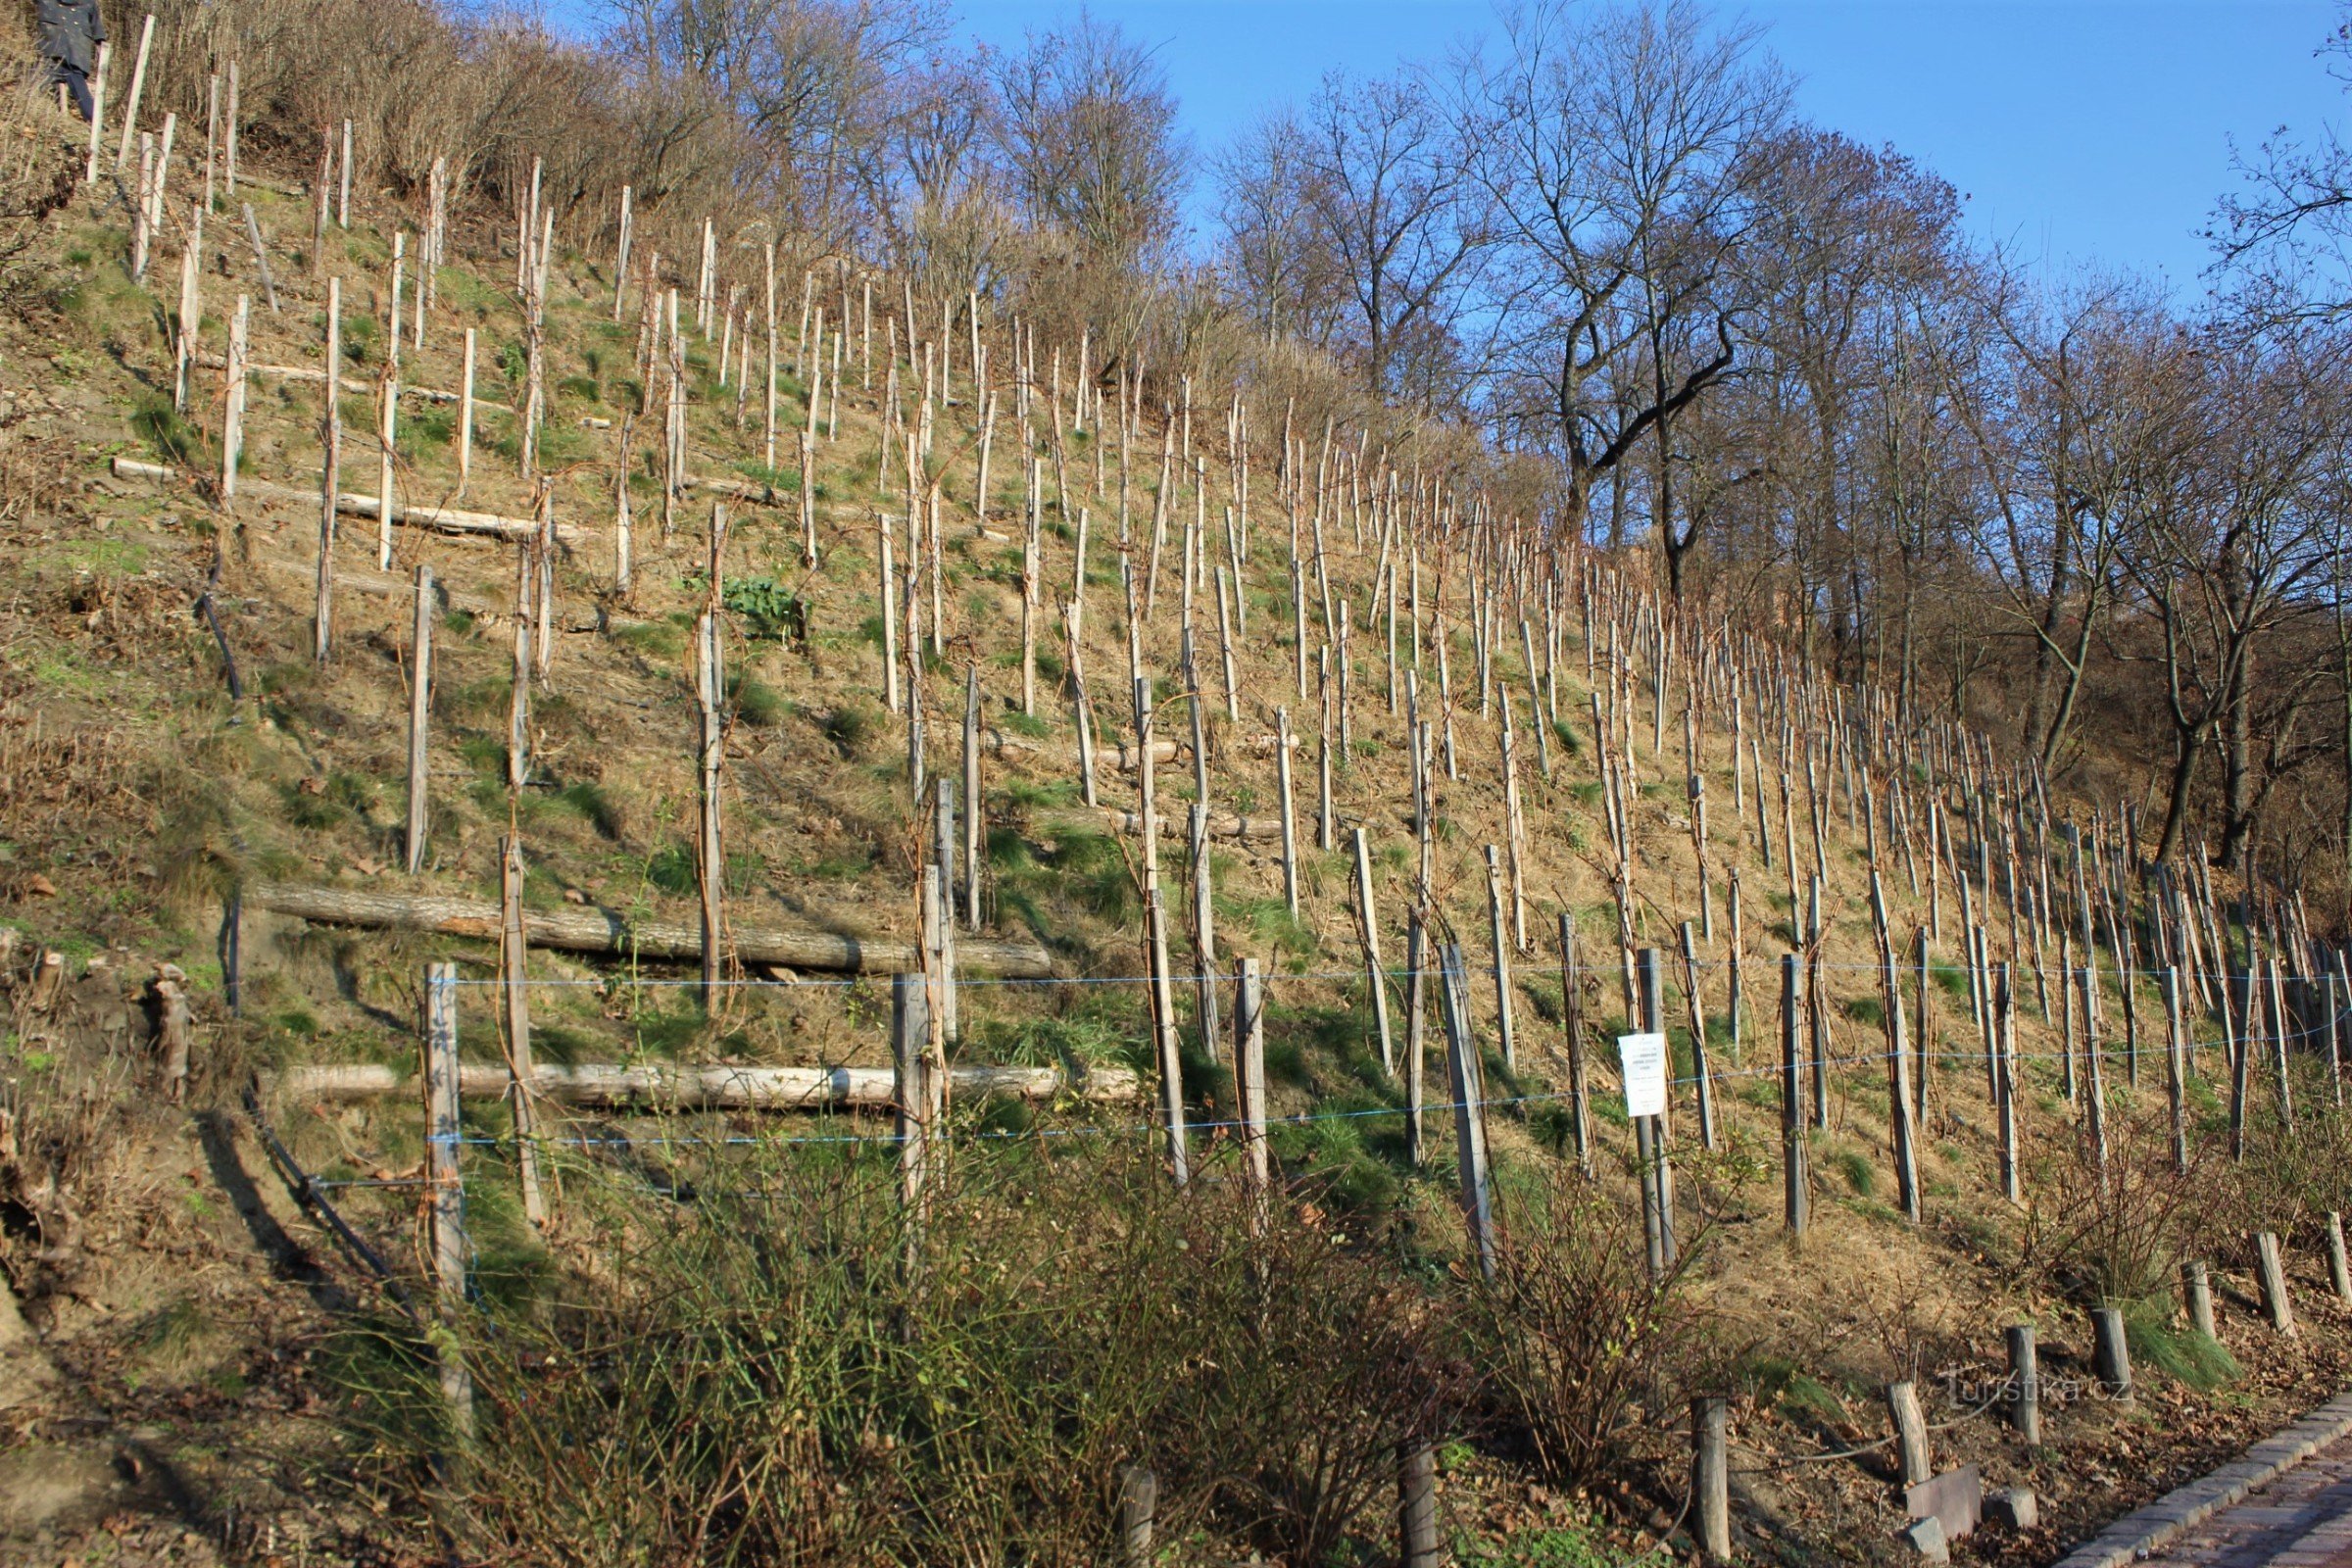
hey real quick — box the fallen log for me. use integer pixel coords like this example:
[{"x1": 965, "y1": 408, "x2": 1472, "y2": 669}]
[
  {"x1": 253, "y1": 555, "x2": 646, "y2": 636},
  {"x1": 982, "y1": 730, "x2": 1182, "y2": 775},
  {"x1": 190, "y1": 350, "x2": 506, "y2": 409},
  {"x1": 247, "y1": 882, "x2": 1055, "y2": 978},
  {"x1": 272, "y1": 1060, "x2": 1135, "y2": 1107},
  {"x1": 111, "y1": 459, "x2": 582, "y2": 544},
  {"x1": 1100, "y1": 808, "x2": 1286, "y2": 843}
]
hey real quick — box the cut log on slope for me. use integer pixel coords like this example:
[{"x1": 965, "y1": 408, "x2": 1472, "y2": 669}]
[
  {"x1": 253, "y1": 555, "x2": 648, "y2": 636},
  {"x1": 189, "y1": 350, "x2": 508, "y2": 409},
  {"x1": 272, "y1": 1060, "x2": 1135, "y2": 1107},
  {"x1": 1100, "y1": 808, "x2": 1286, "y2": 843},
  {"x1": 246, "y1": 882, "x2": 1055, "y2": 977},
  {"x1": 111, "y1": 459, "x2": 582, "y2": 544},
  {"x1": 981, "y1": 730, "x2": 1183, "y2": 775}
]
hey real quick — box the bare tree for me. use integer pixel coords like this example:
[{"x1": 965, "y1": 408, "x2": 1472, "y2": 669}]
[
  {"x1": 990, "y1": 10, "x2": 1187, "y2": 270},
  {"x1": 1301, "y1": 69, "x2": 1488, "y2": 406},
  {"x1": 1211, "y1": 109, "x2": 1347, "y2": 348},
  {"x1": 1455, "y1": 0, "x2": 1788, "y2": 590}
]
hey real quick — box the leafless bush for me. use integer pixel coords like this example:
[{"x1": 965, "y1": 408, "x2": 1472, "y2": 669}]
[
  {"x1": 2018, "y1": 1106, "x2": 2233, "y2": 1307},
  {"x1": 1462, "y1": 1170, "x2": 1718, "y2": 1485},
  {"x1": 368, "y1": 1140, "x2": 1461, "y2": 1566}
]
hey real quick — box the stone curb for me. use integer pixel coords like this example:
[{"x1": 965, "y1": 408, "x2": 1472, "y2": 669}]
[{"x1": 2048, "y1": 1392, "x2": 2352, "y2": 1568}]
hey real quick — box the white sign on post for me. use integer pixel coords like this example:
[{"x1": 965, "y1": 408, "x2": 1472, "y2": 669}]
[{"x1": 1618, "y1": 1031, "x2": 1668, "y2": 1119}]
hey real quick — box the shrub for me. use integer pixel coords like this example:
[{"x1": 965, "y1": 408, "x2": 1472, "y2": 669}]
[
  {"x1": 1462, "y1": 1173, "x2": 1715, "y2": 1485},
  {"x1": 368, "y1": 1143, "x2": 1460, "y2": 1566}
]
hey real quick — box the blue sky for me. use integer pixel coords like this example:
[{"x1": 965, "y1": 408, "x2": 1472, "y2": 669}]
[{"x1": 944, "y1": 0, "x2": 2348, "y2": 296}]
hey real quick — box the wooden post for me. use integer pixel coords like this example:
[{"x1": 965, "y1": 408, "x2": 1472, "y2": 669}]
[
  {"x1": 892, "y1": 971, "x2": 931, "y2": 1256},
  {"x1": 2092, "y1": 1306, "x2": 2132, "y2": 1398},
  {"x1": 499, "y1": 836, "x2": 547, "y2": 1228},
  {"x1": 800, "y1": 430, "x2": 818, "y2": 567},
  {"x1": 457, "y1": 327, "x2": 475, "y2": 498},
  {"x1": 1276, "y1": 706, "x2": 1299, "y2": 916},
  {"x1": 1398, "y1": 1445, "x2": 1441, "y2": 1568},
  {"x1": 1693, "y1": 1397, "x2": 1731, "y2": 1563},
  {"x1": 83, "y1": 41, "x2": 108, "y2": 187},
  {"x1": 221, "y1": 294, "x2": 249, "y2": 505},
  {"x1": 696, "y1": 612, "x2": 725, "y2": 1005},
  {"x1": 314, "y1": 276, "x2": 340, "y2": 662},
  {"x1": 405, "y1": 566, "x2": 434, "y2": 873},
  {"x1": 1679, "y1": 920, "x2": 1715, "y2": 1150},
  {"x1": 113, "y1": 12, "x2": 154, "y2": 172},
  {"x1": 1117, "y1": 1466, "x2": 1156, "y2": 1568},
  {"x1": 1148, "y1": 877, "x2": 1190, "y2": 1189},
  {"x1": 2257, "y1": 1231, "x2": 2296, "y2": 1335},
  {"x1": 1637, "y1": 946, "x2": 1677, "y2": 1271},
  {"x1": 2185, "y1": 1259, "x2": 2218, "y2": 1340},
  {"x1": 1782, "y1": 953, "x2": 1806, "y2": 1235},
  {"x1": 1996, "y1": 962, "x2": 2021, "y2": 1204},
  {"x1": 1486, "y1": 846, "x2": 1517, "y2": 1072},
  {"x1": 2164, "y1": 965, "x2": 2189, "y2": 1174},
  {"x1": 1887, "y1": 1381, "x2": 1931, "y2": 1488},
  {"x1": 2268, "y1": 958, "x2": 2297, "y2": 1134},
  {"x1": 422, "y1": 962, "x2": 474, "y2": 1439},
  {"x1": 1236, "y1": 956, "x2": 1268, "y2": 1210},
  {"x1": 2328, "y1": 1212, "x2": 2352, "y2": 1306},
  {"x1": 2006, "y1": 1323, "x2": 2040, "y2": 1445},
  {"x1": 1560, "y1": 913, "x2": 1592, "y2": 1177},
  {"x1": 962, "y1": 667, "x2": 982, "y2": 929},
  {"x1": 1439, "y1": 944, "x2": 1497, "y2": 1282},
  {"x1": 1352, "y1": 827, "x2": 1395, "y2": 1076}
]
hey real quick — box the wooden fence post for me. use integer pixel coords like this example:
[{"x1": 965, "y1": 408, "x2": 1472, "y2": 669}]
[
  {"x1": 2091, "y1": 1305, "x2": 2132, "y2": 1399},
  {"x1": 498, "y1": 836, "x2": 546, "y2": 1228},
  {"x1": 1276, "y1": 706, "x2": 1298, "y2": 915},
  {"x1": 314, "y1": 275, "x2": 340, "y2": 662},
  {"x1": 1560, "y1": 913, "x2": 1592, "y2": 1178},
  {"x1": 422, "y1": 962, "x2": 474, "y2": 1440},
  {"x1": 892, "y1": 971, "x2": 931, "y2": 1266},
  {"x1": 1352, "y1": 827, "x2": 1395, "y2": 1076},
  {"x1": 1679, "y1": 920, "x2": 1715, "y2": 1150},
  {"x1": 1782, "y1": 952, "x2": 1807, "y2": 1235},
  {"x1": 2328, "y1": 1212, "x2": 2352, "y2": 1307},
  {"x1": 1439, "y1": 944, "x2": 1496, "y2": 1282},
  {"x1": 962, "y1": 667, "x2": 982, "y2": 929},
  {"x1": 1637, "y1": 946, "x2": 1677, "y2": 1273},
  {"x1": 2185, "y1": 1259, "x2": 2218, "y2": 1340},
  {"x1": 1995, "y1": 962, "x2": 2021, "y2": 1203},
  {"x1": 1886, "y1": 1380, "x2": 1930, "y2": 1487},
  {"x1": 2163, "y1": 965, "x2": 2189, "y2": 1174},
  {"x1": 1236, "y1": 956, "x2": 1268, "y2": 1216},
  {"x1": 1486, "y1": 846, "x2": 1517, "y2": 1072},
  {"x1": 2257, "y1": 1231, "x2": 2297, "y2": 1335},
  {"x1": 1398, "y1": 1445, "x2": 1441, "y2": 1568},
  {"x1": 2006, "y1": 1322, "x2": 2040, "y2": 1444},
  {"x1": 404, "y1": 565, "x2": 433, "y2": 874},
  {"x1": 1117, "y1": 1465, "x2": 1156, "y2": 1568},
  {"x1": 1693, "y1": 1396, "x2": 1731, "y2": 1562},
  {"x1": 696, "y1": 611, "x2": 725, "y2": 1006}
]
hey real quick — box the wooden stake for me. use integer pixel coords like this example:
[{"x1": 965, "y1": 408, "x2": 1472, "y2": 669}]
[
  {"x1": 314, "y1": 277, "x2": 340, "y2": 662},
  {"x1": 696, "y1": 610, "x2": 725, "y2": 1005},
  {"x1": 422, "y1": 962, "x2": 474, "y2": 1439},
  {"x1": 499, "y1": 835, "x2": 547, "y2": 1227},
  {"x1": 220, "y1": 294, "x2": 249, "y2": 505},
  {"x1": 1439, "y1": 944, "x2": 1497, "y2": 1282},
  {"x1": 405, "y1": 565, "x2": 433, "y2": 873},
  {"x1": 113, "y1": 12, "x2": 153, "y2": 172},
  {"x1": 1352, "y1": 827, "x2": 1395, "y2": 1075},
  {"x1": 1276, "y1": 706, "x2": 1298, "y2": 916},
  {"x1": 1235, "y1": 956, "x2": 1268, "y2": 1213},
  {"x1": 1782, "y1": 952, "x2": 1806, "y2": 1234}
]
